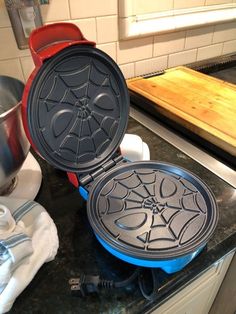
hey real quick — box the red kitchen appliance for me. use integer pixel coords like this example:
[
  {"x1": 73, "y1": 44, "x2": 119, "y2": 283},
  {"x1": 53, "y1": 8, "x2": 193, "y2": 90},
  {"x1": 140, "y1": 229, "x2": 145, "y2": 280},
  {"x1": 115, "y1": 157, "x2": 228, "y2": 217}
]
[{"x1": 22, "y1": 23, "x2": 218, "y2": 273}]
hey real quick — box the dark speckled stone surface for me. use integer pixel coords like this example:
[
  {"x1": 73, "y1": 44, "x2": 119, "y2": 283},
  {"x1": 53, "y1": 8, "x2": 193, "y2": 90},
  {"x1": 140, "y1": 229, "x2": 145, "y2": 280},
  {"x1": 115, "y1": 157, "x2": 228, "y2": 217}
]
[{"x1": 9, "y1": 117, "x2": 236, "y2": 314}]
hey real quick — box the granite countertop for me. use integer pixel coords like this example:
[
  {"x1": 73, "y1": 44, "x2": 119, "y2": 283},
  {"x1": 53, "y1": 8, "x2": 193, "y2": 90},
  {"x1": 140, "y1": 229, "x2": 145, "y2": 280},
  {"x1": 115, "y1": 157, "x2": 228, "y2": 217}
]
[{"x1": 9, "y1": 117, "x2": 236, "y2": 314}]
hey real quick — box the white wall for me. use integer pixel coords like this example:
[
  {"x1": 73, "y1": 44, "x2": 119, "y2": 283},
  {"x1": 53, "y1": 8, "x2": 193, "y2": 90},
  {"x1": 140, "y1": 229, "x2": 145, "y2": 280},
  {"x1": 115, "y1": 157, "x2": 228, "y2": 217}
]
[{"x1": 0, "y1": 0, "x2": 236, "y2": 82}]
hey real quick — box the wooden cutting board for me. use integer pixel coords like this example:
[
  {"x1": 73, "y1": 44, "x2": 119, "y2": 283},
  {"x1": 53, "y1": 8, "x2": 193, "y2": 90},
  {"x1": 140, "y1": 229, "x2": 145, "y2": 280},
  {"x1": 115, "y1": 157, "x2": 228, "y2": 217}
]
[{"x1": 127, "y1": 66, "x2": 236, "y2": 157}]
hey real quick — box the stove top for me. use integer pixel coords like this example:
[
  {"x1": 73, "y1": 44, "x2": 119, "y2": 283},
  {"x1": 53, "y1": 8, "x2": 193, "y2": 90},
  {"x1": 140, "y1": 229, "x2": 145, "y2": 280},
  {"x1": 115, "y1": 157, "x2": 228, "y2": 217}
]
[{"x1": 8, "y1": 114, "x2": 235, "y2": 314}]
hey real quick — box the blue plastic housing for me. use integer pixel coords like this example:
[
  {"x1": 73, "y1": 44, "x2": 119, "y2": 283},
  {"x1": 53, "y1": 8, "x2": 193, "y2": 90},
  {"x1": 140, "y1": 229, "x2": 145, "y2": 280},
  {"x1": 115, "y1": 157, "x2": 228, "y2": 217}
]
[
  {"x1": 96, "y1": 234, "x2": 204, "y2": 273},
  {"x1": 79, "y1": 186, "x2": 88, "y2": 200},
  {"x1": 79, "y1": 186, "x2": 205, "y2": 273}
]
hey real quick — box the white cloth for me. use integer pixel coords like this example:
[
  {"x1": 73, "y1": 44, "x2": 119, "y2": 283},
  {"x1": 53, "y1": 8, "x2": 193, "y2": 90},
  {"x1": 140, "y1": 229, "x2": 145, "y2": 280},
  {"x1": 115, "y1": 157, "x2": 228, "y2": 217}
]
[
  {"x1": 0, "y1": 197, "x2": 59, "y2": 313},
  {"x1": 120, "y1": 134, "x2": 150, "y2": 161},
  {"x1": 0, "y1": 133, "x2": 149, "y2": 313}
]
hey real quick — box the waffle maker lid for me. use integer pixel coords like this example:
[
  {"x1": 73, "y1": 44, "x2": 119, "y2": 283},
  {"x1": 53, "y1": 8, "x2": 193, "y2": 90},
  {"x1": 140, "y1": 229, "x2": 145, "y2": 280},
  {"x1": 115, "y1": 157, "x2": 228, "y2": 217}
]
[{"x1": 26, "y1": 45, "x2": 129, "y2": 173}]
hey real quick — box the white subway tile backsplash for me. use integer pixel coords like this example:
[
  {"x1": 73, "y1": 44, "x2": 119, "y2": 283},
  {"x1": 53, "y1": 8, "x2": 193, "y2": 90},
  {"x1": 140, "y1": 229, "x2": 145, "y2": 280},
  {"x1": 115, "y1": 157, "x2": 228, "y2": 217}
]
[
  {"x1": 134, "y1": 0, "x2": 173, "y2": 15},
  {"x1": 168, "y1": 49, "x2": 197, "y2": 67},
  {"x1": 154, "y1": 31, "x2": 185, "y2": 57},
  {"x1": 135, "y1": 56, "x2": 168, "y2": 76},
  {"x1": 69, "y1": 0, "x2": 117, "y2": 19},
  {"x1": 117, "y1": 37, "x2": 153, "y2": 64},
  {"x1": 119, "y1": 63, "x2": 135, "y2": 79},
  {"x1": 47, "y1": 18, "x2": 97, "y2": 41},
  {"x1": 73, "y1": 18, "x2": 97, "y2": 42},
  {"x1": 213, "y1": 21, "x2": 236, "y2": 43},
  {"x1": 97, "y1": 42, "x2": 117, "y2": 61},
  {"x1": 222, "y1": 39, "x2": 236, "y2": 54},
  {"x1": 0, "y1": 0, "x2": 10, "y2": 28},
  {"x1": 197, "y1": 43, "x2": 223, "y2": 60},
  {"x1": 20, "y1": 56, "x2": 34, "y2": 81},
  {"x1": 1, "y1": 0, "x2": 232, "y2": 81},
  {"x1": 0, "y1": 59, "x2": 24, "y2": 82},
  {"x1": 174, "y1": 0, "x2": 205, "y2": 9},
  {"x1": 41, "y1": 0, "x2": 70, "y2": 22},
  {"x1": 0, "y1": 28, "x2": 30, "y2": 59},
  {"x1": 96, "y1": 16, "x2": 118, "y2": 44},
  {"x1": 185, "y1": 26, "x2": 214, "y2": 49}
]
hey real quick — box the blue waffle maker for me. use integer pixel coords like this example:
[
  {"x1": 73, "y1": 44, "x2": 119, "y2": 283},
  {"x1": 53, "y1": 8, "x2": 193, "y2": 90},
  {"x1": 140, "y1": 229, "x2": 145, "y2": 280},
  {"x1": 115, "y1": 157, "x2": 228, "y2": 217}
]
[{"x1": 24, "y1": 23, "x2": 218, "y2": 274}]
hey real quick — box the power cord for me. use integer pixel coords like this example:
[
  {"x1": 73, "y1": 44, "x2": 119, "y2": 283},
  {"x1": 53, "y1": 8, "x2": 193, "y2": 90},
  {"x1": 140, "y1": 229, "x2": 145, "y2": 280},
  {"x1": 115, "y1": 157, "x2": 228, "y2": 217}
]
[
  {"x1": 69, "y1": 267, "x2": 159, "y2": 300},
  {"x1": 138, "y1": 268, "x2": 160, "y2": 301},
  {"x1": 69, "y1": 268, "x2": 140, "y2": 297}
]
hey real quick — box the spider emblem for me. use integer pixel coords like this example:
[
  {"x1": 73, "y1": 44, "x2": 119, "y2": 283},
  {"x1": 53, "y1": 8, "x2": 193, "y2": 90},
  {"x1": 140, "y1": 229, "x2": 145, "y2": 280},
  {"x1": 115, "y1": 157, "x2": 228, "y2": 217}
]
[
  {"x1": 98, "y1": 169, "x2": 207, "y2": 250},
  {"x1": 36, "y1": 59, "x2": 122, "y2": 164}
]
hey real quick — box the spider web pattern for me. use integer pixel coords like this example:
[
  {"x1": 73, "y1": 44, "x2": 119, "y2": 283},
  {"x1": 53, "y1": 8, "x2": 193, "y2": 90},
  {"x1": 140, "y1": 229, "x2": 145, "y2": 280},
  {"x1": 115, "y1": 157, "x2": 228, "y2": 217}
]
[
  {"x1": 97, "y1": 168, "x2": 208, "y2": 252},
  {"x1": 36, "y1": 58, "x2": 121, "y2": 166}
]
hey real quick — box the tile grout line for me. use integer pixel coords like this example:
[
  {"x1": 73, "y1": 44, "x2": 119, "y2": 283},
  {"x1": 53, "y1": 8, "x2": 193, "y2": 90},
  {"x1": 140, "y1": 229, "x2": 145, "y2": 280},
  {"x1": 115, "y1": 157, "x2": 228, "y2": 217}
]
[
  {"x1": 18, "y1": 57, "x2": 26, "y2": 83},
  {"x1": 221, "y1": 40, "x2": 227, "y2": 55},
  {"x1": 67, "y1": 0, "x2": 72, "y2": 20},
  {"x1": 95, "y1": 16, "x2": 98, "y2": 44},
  {"x1": 152, "y1": 35, "x2": 155, "y2": 58},
  {"x1": 116, "y1": 36, "x2": 118, "y2": 65},
  {"x1": 196, "y1": 47, "x2": 200, "y2": 61},
  {"x1": 167, "y1": 53, "x2": 170, "y2": 68},
  {"x1": 134, "y1": 61, "x2": 137, "y2": 77},
  {"x1": 114, "y1": 41, "x2": 117, "y2": 62},
  {"x1": 0, "y1": 56, "x2": 28, "y2": 62},
  {"x1": 211, "y1": 25, "x2": 215, "y2": 45},
  {"x1": 0, "y1": 25, "x2": 11, "y2": 29},
  {"x1": 96, "y1": 14, "x2": 117, "y2": 19},
  {"x1": 70, "y1": 13, "x2": 117, "y2": 20},
  {"x1": 184, "y1": 29, "x2": 187, "y2": 50},
  {"x1": 220, "y1": 41, "x2": 224, "y2": 56},
  {"x1": 97, "y1": 41, "x2": 117, "y2": 46}
]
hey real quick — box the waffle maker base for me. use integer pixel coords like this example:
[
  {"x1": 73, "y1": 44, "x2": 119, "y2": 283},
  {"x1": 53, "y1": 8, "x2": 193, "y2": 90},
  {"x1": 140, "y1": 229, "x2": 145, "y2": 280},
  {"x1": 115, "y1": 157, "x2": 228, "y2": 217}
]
[{"x1": 83, "y1": 161, "x2": 217, "y2": 273}]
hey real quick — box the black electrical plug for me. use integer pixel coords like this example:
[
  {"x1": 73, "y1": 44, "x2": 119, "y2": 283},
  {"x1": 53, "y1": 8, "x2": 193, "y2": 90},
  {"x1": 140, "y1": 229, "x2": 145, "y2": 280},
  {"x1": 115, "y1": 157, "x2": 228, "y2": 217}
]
[
  {"x1": 69, "y1": 274, "x2": 114, "y2": 297},
  {"x1": 69, "y1": 268, "x2": 140, "y2": 298}
]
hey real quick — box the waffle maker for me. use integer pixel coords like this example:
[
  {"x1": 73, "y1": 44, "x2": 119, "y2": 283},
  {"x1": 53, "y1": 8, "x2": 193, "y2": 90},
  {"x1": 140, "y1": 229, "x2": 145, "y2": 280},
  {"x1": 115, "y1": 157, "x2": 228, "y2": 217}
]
[{"x1": 22, "y1": 23, "x2": 218, "y2": 274}]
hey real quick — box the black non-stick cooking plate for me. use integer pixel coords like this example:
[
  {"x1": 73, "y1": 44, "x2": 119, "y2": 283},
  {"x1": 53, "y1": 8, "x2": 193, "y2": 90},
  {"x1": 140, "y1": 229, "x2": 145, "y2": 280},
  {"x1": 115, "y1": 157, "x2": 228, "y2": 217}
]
[
  {"x1": 87, "y1": 162, "x2": 218, "y2": 260},
  {"x1": 26, "y1": 45, "x2": 129, "y2": 173}
]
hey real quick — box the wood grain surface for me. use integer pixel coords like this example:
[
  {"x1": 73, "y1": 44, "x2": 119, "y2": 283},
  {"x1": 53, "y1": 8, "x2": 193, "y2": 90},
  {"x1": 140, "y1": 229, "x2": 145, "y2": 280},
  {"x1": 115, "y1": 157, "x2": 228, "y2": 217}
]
[{"x1": 127, "y1": 66, "x2": 236, "y2": 157}]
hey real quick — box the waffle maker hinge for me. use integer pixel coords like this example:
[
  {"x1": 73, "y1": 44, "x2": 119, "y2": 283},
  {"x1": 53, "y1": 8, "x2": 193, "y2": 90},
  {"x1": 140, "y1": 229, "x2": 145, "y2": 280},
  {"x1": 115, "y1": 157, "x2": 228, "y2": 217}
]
[{"x1": 78, "y1": 154, "x2": 126, "y2": 200}]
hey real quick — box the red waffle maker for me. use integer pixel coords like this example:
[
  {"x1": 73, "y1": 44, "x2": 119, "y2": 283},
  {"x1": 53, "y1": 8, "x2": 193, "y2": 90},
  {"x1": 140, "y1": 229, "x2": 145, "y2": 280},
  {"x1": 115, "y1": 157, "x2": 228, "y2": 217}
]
[{"x1": 22, "y1": 23, "x2": 218, "y2": 273}]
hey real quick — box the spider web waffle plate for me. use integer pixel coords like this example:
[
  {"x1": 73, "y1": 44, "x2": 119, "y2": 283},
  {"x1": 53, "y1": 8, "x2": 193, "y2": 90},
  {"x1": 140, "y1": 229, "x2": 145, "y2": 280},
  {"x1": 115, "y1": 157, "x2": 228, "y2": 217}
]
[
  {"x1": 26, "y1": 45, "x2": 129, "y2": 173},
  {"x1": 88, "y1": 162, "x2": 218, "y2": 261}
]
